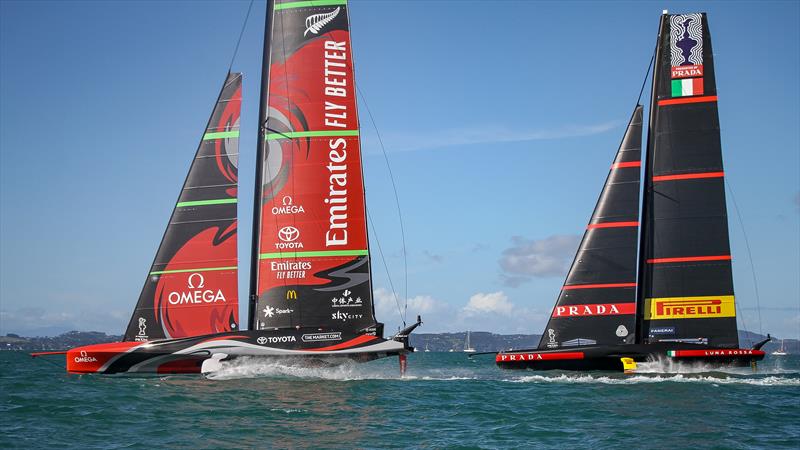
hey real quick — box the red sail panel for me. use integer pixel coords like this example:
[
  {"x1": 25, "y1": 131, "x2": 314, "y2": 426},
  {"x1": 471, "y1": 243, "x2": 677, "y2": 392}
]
[
  {"x1": 538, "y1": 106, "x2": 642, "y2": 350},
  {"x1": 252, "y1": 1, "x2": 377, "y2": 334},
  {"x1": 123, "y1": 73, "x2": 241, "y2": 341}
]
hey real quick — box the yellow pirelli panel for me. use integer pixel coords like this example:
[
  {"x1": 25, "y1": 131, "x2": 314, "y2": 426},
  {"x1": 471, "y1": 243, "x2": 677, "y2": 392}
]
[{"x1": 644, "y1": 295, "x2": 736, "y2": 320}]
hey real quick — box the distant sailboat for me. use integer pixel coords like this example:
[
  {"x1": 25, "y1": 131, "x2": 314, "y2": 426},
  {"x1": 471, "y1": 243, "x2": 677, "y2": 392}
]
[
  {"x1": 772, "y1": 340, "x2": 787, "y2": 356},
  {"x1": 34, "y1": 0, "x2": 421, "y2": 375},
  {"x1": 495, "y1": 11, "x2": 769, "y2": 372},
  {"x1": 464, "y1": 331, "x2": 476, "y2": 353}
]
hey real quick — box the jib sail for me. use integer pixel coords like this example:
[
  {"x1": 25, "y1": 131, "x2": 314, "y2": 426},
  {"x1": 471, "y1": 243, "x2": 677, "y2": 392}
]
[
  {"x1": 250, "y1": 0, "x2": 378, "y2": 335},
  {"x1": 123, "y1": 73, "x2": 241, "y2": 342},
  {"x1": 538, "y1": 106, "x2": 643, "y2": 349},
  {"x1": 637, "y1": 13, "x2": 738, "y2": 348}
]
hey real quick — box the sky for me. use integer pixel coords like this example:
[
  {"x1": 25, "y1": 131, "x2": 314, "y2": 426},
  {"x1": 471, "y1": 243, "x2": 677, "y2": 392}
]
[{"x1": 1, "y1": 0, "x2": 798, "y2": 340}]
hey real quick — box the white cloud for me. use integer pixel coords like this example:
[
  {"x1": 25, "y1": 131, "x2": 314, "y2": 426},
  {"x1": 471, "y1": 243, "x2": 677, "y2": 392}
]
[
  {"x1": 373, "y1": 287, "x2": 443, "y2": 322},
  {"x1": 498, "y1": 234, "x2": 581, "y2": 286},
  {"x1": 461, "y1": 291, "x2": 514, "y2": 317}
]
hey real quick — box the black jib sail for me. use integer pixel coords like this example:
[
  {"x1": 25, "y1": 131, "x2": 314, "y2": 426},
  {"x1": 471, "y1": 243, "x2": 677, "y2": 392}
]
[
  {"x1": 249, "y1": 0, "x2": 380, "y2": 336},
  {"x1": 123, "y1": 73, "x2": 241, "y2": 342},
  {"x1": 538, "y1": 106, "x2": 643, "y2": 349},
  {"x1": 637, "y1": 13, "x2": 739, "y2": 348}
]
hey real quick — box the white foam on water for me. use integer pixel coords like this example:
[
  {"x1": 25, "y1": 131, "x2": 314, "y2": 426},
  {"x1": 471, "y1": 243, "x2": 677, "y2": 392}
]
[
  {"x1": 203, "y1": 356, "x2": 480, "y2": 382},
  {"x1": 506, "y1": 373, "x2": 800, "y2": 386},
  {"x1": 204, "y1": 356, "x2": 394, "y2": 381}
]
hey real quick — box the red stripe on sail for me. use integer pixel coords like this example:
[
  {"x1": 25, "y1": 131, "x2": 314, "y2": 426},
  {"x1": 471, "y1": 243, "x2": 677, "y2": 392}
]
[
  {"x1": 587, "y1": 221, "x2": 639, "y2": 229},
  {"x1": 562, "y1": 283, "x2": 637, "y2": 290},
  {"x1": 309, "y1": 334, "x2": 377, "y2": 352},
  {"x1": 647, "y1": 255, "x2": 732, "y2": 264},
  {"x1": 652, "y1": 171, "x2": 724, "y2": 182},
  {"x1": 658, "y1": 95, "x2": 718, "y2": 106},
  {"x1": 611, "y1": 161, "x2": 641, "y2": 169}
]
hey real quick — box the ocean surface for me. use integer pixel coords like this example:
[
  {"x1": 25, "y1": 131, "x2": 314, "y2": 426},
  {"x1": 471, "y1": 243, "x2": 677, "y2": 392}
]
[{"x1": 1, "y1": 351, "x2": 798, "y2": 449}]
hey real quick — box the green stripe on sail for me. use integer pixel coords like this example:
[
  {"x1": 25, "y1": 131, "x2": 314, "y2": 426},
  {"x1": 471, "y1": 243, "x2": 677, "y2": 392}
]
[
  {"x1": 203, "y1": 130, "x2": 239, "y2": 140},
  {"x1": 266, "y1": 130, "x2": 359, "y2": 140},
  {"x1": 150, "y1": 266, "x2": 237, "y2": 275},
  {"x1": 259, "y1": 249, "x2": 368, "y2": 259},
  {"x1": 275, "y1": 0, "x2": 347, "y2": 11},
  {"x1": 176, "y1": 198, "x2": 238, "y2": 208},
  {"x1": 671, "y1": 80, "x2": 683, "y2": 97}
]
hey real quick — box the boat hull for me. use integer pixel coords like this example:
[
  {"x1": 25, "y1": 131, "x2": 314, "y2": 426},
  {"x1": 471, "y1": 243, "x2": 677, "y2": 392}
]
[
  {"x1": 66, "y1": 329, "x2": 406, "y2": 375},
  {"x1": 496, "y1": 343, "x2": 765, "y2": 371}
]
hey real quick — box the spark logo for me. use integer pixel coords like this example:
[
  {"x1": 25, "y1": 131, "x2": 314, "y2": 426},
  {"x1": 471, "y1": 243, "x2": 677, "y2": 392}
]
[{"x1": 645, "y1": 295, "x2": 735, "y2": 320}]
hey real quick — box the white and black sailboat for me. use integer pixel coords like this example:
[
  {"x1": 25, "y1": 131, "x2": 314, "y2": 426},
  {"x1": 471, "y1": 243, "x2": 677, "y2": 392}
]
[
  {"x1": 496, "y1": 12, "x2": 768, "y2": 371},
  {"x1": 42, "y1": 0, "x2": 420, "y2": 375}
]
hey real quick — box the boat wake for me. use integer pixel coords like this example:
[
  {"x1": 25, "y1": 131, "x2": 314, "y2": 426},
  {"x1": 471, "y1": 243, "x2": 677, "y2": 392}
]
[
  {"x1": 203, "y1": 356, "x2": 479, "y2": 381},
  {"x1": 507, "y1": 373, "x2": 800, "y2": 386},
  {"x1": 204, "y1": 356, "x2": 391, "y2": 381}
]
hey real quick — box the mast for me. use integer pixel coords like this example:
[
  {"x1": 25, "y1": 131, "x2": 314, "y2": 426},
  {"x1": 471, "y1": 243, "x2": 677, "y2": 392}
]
[
  {"x1": 635, "y1": 13, "x2": 667, "y2": 344},
  {"x1": 249, "y1": 0, "x2": 275, "y2": 328}
]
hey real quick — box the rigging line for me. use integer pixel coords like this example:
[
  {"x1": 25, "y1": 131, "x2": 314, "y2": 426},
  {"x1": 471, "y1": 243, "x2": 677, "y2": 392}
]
[
  {"x1": 726, "y1": 180, "x2": 764, "y2": 336},
  {"x1": 636, "y1": 34, "x2": 658, "y2": 106},
  {"x1": 356, "y1": 86, "x2": 409, "y2": 323},
  {"x1": 227, "y1": 0, "x2": 256, "y2": 73},
  {"x1": 31, "y1": 355, "x2": 66, "y2": 370},
  {"x1": 367, "y1": 208, "x2": 405, "y2": 326}
]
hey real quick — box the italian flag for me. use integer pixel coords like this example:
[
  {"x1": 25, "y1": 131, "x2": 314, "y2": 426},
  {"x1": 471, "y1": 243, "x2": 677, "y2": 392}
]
[{"x1": 671, "y1": 78, "x2": 704, "y2": 97}]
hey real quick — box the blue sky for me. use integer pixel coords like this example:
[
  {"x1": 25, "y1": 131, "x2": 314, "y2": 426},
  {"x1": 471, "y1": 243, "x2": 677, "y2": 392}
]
[{"x1": 1, "y1": 1, "x2": 798, "y2": 340}]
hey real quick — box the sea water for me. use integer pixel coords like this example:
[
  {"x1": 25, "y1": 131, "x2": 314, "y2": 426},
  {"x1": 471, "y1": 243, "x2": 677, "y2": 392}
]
[{"x1": 1, "y1": 352, "x2": 798, "y2": 448}]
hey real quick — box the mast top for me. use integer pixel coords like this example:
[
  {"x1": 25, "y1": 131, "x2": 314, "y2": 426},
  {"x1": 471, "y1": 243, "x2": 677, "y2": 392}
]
[{"x1": 662, "y1": 10, "x2": 669, "y2": 15}]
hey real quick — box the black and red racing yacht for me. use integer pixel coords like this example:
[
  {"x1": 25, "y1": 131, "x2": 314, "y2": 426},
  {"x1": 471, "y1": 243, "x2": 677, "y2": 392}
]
[
  {"x1": 495, "y1": 12, "x2": 768, "y2": 372},
  {"x1": 34, "y1": 0, "x2": 420, "y2": 375}
]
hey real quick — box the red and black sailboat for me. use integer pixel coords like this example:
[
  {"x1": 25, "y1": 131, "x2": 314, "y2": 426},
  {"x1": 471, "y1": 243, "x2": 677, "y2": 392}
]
[
  {"x1": 42, "y1": 0, "x2": 420, "y2": 375},
  {"x1": 496, "y1": 12, "x2": 769, "y2": 372}
]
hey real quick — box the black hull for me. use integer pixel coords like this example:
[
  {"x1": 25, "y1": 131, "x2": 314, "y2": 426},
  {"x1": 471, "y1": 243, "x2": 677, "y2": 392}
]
[{"x1": 496, "y1": 343, "x2": 765, "y2": 372}]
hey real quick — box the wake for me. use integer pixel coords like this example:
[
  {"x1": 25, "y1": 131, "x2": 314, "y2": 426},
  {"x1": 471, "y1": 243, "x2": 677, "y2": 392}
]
[
  {"x1": 507, "y1": 373, "x2": 800, "y2": 386},
  {"x1": 203, "y1": 355, "x2": 799, "y2": 386},
  {"x1": 203, "y1": 356, "x2": 479, "y2": 381}
]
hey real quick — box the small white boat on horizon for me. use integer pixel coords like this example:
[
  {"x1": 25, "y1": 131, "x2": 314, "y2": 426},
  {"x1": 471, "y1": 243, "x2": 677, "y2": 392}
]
[{"x1": 772, "y1": 339, "x2": 788, "y2": 356}]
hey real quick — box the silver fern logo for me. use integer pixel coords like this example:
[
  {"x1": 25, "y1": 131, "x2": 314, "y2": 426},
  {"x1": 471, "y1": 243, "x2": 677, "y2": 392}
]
[{"x1": 304, "y1": 7, "x2": 340, "y2": 36}]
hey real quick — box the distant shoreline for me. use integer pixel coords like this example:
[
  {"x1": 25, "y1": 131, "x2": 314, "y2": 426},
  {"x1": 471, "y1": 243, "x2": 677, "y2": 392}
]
[{"x1": 2, "y1": 330, "x2": 795, "y2": 354}]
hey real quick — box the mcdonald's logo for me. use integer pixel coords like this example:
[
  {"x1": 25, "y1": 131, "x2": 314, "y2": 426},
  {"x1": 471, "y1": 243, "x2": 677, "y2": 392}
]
[{"x1": 286, "y1": 290, "x2": 298, "y2": 300}]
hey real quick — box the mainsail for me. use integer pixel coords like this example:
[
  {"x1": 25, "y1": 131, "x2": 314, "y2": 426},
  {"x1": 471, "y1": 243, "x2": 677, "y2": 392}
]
[
  {"x1": 637, "y1": 13, "x2": 738, "y2": 348},
  {"x1": 538, "y1": 106, "x2": 643, "y2": 349},
  {"x1": 250, "y1": 0, "x2": 378, "y2": 334},
  {"x1": 123, "y1": 73, "x2": 241, "y2": 341}
]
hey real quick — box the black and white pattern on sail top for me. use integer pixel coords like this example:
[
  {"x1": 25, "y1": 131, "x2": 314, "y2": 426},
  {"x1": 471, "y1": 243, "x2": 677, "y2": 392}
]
[{"x1": 670, "y1": 13, "x2": 703, "y2": 66}]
